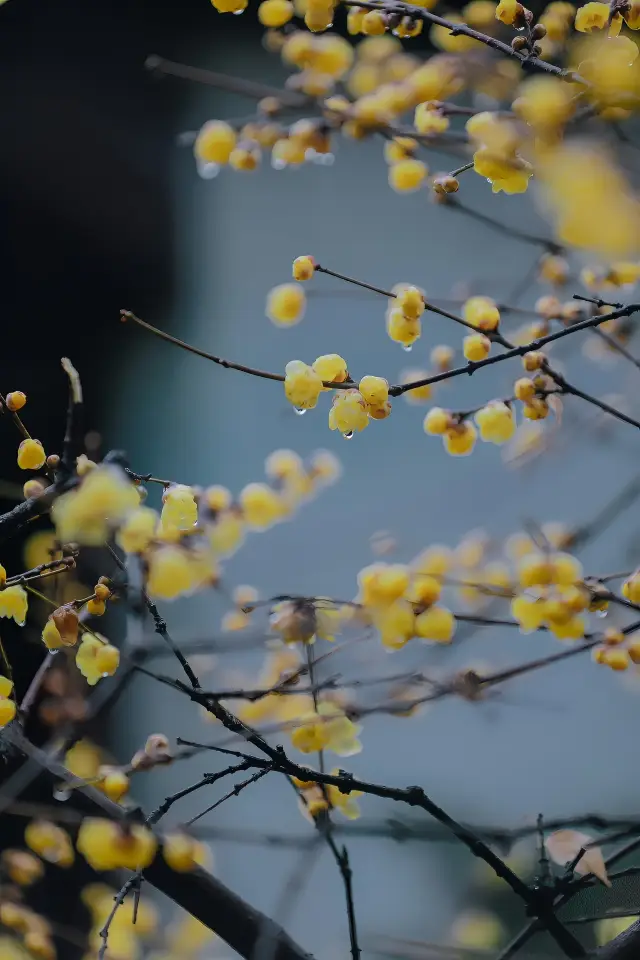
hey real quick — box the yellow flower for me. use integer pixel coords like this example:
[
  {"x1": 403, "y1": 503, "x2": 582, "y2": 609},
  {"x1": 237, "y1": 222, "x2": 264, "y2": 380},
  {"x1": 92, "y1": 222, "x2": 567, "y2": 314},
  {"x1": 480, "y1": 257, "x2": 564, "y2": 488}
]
[
  {"x1": 539, "y1": 144, "x2": 640, "y2": 258},
  {"x1": 267, "y1": 283, "x2": 306, "y2": 326},
  {"x1": 207, "y1": 509, "x2": 245, "y2": 558},
  {"x1": 388, "y1": 158, "x2": 428, "y2": 193},
  {"x1": 25, "y1": 821, "x2": 74, "y2": 867},
  {"x1": 284, "y1": 360, "x2": 323, "y2": 410},
  {"x1": 146, "y1": 545, "x2": 194, "y2": 600},
  {"x1": 77, "y1": 819, "x2": 157, "y2": 871},
  {"x1": 329, "y1": 390, "x2": 370, "y2": 436},
  {"x1": 0, "y1": 586, "x2": 28, "y2": 625},
  {"x1": 162, "y1": 833, "x2": 211, "y2": 872},
  {"x1": 239, "y1": 483, "x2": 283, "y2": 530},
  {"x1": 463, "y1": 296, "x2": 501, "y2": 331},
  {"x1": 475, "y1": 401, "x2": 517, "y2": 444},
  {"x1": 52, "y1": 466, "x2": 139, "y2": 546},
  {"x1": 76, "y1": 636, "x2": 106, "y2": 686},
  {"x1": 373, "y1": 598, "x2": 416, "y2": 649},
  {"x1": 23, "y1": 531, "x2": 59, "y2": 571},
  {"x1": 326, "y1": 768, "x2": 363, "y2": 819},
  {"x1": 513, "y1": 77, "x2": 575, "y2": 131},
  {"x1": 574, "y1": 1, "x2": 619, "y2": 32},
  {"x1": 159, "y1": 484, "x2": 198, "y2": 534},
  {"x1": 577, "y1": 35, "x2": 639, "y2": 105},
  {"x1": 473, "y1": 148, "x2": 533, "y2": 194},
  {"x1": 291, "y1": 701, "x2": 362, "y2": 756},
  {"x1": 64, "y1": 739, "x2": 102, "y2": 780},
  {"x1": 195, "y1": 121, "x2": 236, "y2": 163},
  {"x1": 0, "y1": 697, "x2": 16, "y2": 728},
  {"x1": 495, "y1": 0, "x2": 522, "y2": 24},
  {"x1": 17, "y1": 439, "x2": 46, "y2": 471},
  {"x1": 117, "y1": 505, "x2": 159, "y2": 553}
]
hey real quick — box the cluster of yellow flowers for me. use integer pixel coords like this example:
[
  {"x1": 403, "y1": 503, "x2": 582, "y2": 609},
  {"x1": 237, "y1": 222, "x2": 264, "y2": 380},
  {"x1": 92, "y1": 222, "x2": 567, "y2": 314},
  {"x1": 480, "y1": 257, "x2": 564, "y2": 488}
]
[
  {"x1": 423, "y1": 401, "x2": 517, "y2": 457},
  {"x1": 357, "y1": 557, "x2": 456, "y2": 649},
  {"x1": 49, "y1": 451, "x2": 340, "y2": 607},
  {"x1": 510, "y1": 550, "x2": 592, "y2": 639},
  {"x1": 196, "y1": 0, "x2": 640, "y2": 265},
  {"x1": 283, "y1": 360, "x2": 393, "y2": 435}
]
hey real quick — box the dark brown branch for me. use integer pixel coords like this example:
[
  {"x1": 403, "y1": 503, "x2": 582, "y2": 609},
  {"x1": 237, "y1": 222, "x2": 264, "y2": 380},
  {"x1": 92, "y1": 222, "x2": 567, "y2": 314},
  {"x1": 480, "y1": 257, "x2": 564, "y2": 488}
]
[
  {"x1": 445, "y1": 198, "x2": 562, "y2": 251},
  {"x1": 145, "y1": 54, "x2": 306, "y2": 107},
  {"x1": 0, "y1": 482, "x2": 66, "y2": 542},
  {"x1": 60, "y1": 357, "x2": 83, "y2": 477},
  {"x1": 120, "y1": 305, "x2": 640, "y2": 411},
  {"x1": 120, "y1": 310, "x2": 288, "y2": 385}
]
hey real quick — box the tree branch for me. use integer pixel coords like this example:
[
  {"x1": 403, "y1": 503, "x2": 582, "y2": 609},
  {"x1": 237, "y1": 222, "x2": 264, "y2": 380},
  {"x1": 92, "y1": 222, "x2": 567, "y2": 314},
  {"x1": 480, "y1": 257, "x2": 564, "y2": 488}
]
[{"x1": 2, "y1": 726, "x2": 314, "y2": 960}]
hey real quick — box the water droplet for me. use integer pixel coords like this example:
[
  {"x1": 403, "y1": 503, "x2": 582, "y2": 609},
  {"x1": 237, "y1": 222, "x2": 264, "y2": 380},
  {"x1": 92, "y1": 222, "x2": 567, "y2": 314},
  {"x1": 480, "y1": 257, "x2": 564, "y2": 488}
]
[
  {"x1": 596, "y1": 608, "x2": 608, "y2": 618},
  {"x1": 49, "y1": 649, "x2": 59, "y2": 656},
  {"x1": 53, "y1": 787, "x2": 71, "y2": 803},
  {"x1": 101, "y1": 672, "x2": 111, "y2": 678},
  {"x1": 343, "y1": 431, "x2": 354, "y2": 440},
  {"x1": 271, "y1": 157, "x2": 287, "y2": 170},
  {"x1": 233, "y1": 8, "x2": 244, "y2": 12},
  {"x1": 294, "y1": 407, "x2": 307, "y2": 416},
  {"x1": 402, "y1": 344, "x2": 413, "y2": 353},
  {"x1": 196, "y1": 158, "x2": 220, "y2": 180}
]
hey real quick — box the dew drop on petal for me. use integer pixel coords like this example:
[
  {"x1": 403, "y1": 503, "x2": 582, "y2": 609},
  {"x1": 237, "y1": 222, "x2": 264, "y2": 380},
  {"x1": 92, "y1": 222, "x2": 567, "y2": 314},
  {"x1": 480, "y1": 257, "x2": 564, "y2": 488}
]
[
  {"x1": 596, "y1": 608, "x2": 608, "y2": 618},
  {"x1": 294, "y1": 407, "x2": 307, "y2": 416},
  {"x1": 402, "y1": 344, "x2": 413, "y2": 353},
  {"x1": 196, "y1": 158, "x2": 221, "y2": 180},
  {"x1": 272, "y1": 157, "x2": 287, "y2": 170},
  {"x1": 53, "y1": 787, "x2": 71, "y2": 802},
  {"x1": 343, "y1": 431, "x2": 354, "y2": 440}
]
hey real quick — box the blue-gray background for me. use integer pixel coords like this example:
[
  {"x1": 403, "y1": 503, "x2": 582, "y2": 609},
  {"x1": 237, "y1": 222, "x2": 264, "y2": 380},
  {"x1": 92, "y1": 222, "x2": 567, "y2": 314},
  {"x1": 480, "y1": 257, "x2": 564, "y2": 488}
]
[{"x1": 107, "y1": 22, "x2": 640, "y2": 959}]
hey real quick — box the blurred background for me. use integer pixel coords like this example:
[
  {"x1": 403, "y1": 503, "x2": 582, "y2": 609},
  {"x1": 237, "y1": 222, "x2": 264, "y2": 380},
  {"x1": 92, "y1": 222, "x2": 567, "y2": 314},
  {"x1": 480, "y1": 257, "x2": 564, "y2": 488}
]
[{"x1": 2, "y1": 0, "x2": 640, "y2": 958}]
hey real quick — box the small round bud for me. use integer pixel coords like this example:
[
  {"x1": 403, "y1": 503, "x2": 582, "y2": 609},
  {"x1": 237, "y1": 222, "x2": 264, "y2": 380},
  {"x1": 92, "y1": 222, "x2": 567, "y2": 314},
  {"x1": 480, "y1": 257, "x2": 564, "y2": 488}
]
[
  {"x1": 433, "y1": 174, "x2": 459, "y2": 195},
  {"x1": 86, "y1": 598, "x2": 106, "y2": 617},
  {"x1": 514, "y1": 377, "x2": 536, "y2": 402},
  {"x1": 94, "y1": 583, "x2": 111, "y2": 602},
  {"x1": 6, "y1": 392, "x2": 27, "y2": 412},
  {"x1": 23, "y1": 479, "x2": 46, "y2": 500},
  {"x1": 532, "y1": 43, "x2": 542, "y2": 54},
  {"x1": 46, "y1": 454, "x2": 60, "y2": 470},
  {"x1": 604, "y1": 628, "x2": 624, "y2": 646},
  {"x1": 522, "y1": 351, "x2": 545, "y2": 372},
  {"x1": 259, "y1": 96, "x2": 281, "y2": 115},
  {"x1": 145, "y1": 733, "x2": 173, "y2": 764},
  {"x1": 511, "y1": 35, "x2": 527, "y2": 51},
  {"x1": 531, "y1": 22, "x2": 546, "y2": 38}
]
